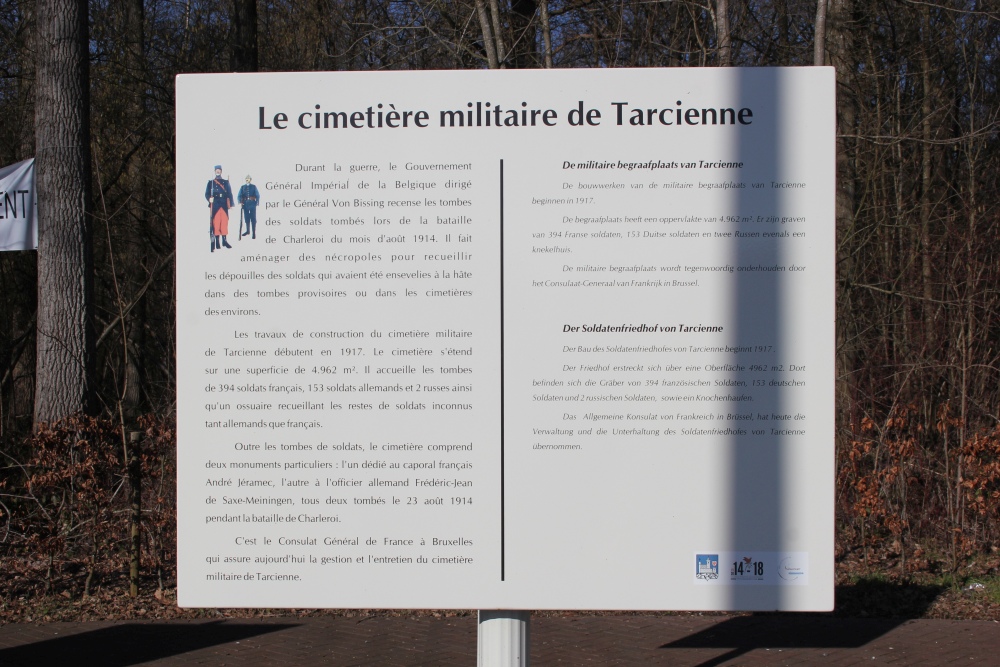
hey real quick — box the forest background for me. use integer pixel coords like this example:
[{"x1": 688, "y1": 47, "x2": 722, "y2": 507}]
[{"x1": 0, "y1": 0, "x2": 999, "y2": 620}]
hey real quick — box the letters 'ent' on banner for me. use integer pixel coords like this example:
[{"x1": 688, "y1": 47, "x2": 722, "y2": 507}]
[{"x1": 0, "y1": 158, "x2": 37, "y2": 252}]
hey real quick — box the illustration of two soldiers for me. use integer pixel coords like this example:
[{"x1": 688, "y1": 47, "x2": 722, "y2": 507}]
[{"x1": 206, "y1": 165, "x2": 260, "y2": 252}]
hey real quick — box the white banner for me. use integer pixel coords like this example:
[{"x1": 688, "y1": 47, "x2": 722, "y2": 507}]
[{"x1": 0, "y1": 158, "x2": 37, "y2": 251}]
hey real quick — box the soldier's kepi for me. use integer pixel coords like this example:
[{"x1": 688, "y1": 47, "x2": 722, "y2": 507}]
[{"x1": 205, "y1": 165, "x2": 234, "y2": 252}]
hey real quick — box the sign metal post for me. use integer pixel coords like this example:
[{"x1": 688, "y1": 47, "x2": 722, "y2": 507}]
[{"x1": 478, "y1": 610, "x2": 530, "y2": 667}]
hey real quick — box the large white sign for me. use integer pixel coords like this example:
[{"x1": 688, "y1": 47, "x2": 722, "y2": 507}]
[{"x1": 176, "y1": 68, "x2": 835, "y2": 611}]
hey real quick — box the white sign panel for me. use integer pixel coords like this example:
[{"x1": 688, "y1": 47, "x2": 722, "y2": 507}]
[
  {"x1": 0, "y1": 158, "x2": 37, "y2": 251},
  {"x1": 177, "y1": 68, "x2": 835, "y2": 611}
]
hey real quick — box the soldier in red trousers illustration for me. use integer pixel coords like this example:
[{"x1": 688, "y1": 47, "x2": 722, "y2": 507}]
[{"x1": 205, "y1": 165, "x2": 234, "y2": 252}]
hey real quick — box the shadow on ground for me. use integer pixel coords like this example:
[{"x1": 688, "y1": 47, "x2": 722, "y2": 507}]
[
  {"x1": 0, "y1": 621, "x2": 296, "y2": 667},
  {"x1": 833, "y1": 577, "x2": 949, "y2": 618},
  {"x1": 660, "y1": 580, "x2": 947, "y2": 667}
]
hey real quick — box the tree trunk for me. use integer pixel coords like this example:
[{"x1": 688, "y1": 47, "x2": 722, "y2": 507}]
[
  {"x1": 814, "y1": 0, "x2": 827, "y2": 66},
  {"x1": 488, "y1": 0, "x2": 507, "y2": 67},
  {"x1": 128, "y1": 429, "x2": 142, "y2": 596},
  {"x1": 828, "y1": 0, "x2": 857, "y2": 434},
  {"x1": 919, "y1": 9, "x2": 934, "y2": 339},
  {"x1": 539, "y1": 0, "x2": 553, "y2": 68},
  {"x1": 716, "y1": 0, "x2": 731, "y2": 66},
  {"x1": 230, "y1": 0, "x2": 258, "y2": 72},
  {"x1": 17, "y1": 0, "x2": 36, "y2": 158},
  {"x1": 33, "y1": 0, "x2": 95, "y2": 424},
  {"x1": 119, "y1": 0, "x2": 148, "y2": 419},
  {"x1": 475, "y1": 0, "x2": 500, "y2": 69}
]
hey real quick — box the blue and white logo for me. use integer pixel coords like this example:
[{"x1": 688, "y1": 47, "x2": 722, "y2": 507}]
[{"x1": 695, "y1": 554, "x2": 719, "y2": 580}]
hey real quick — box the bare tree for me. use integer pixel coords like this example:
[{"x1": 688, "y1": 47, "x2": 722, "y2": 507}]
[
  {"x1": 814, "y1": 0, "x2": 827, "y2": 65},
  {"x1": 231, "y1": 0, "x2": 258, "y2": 71},
  {"x1": 475, "y1": 0, "x2": 501, "y2": 68},
  {"x1": 33, "y1": 0, "x2": 95, "y2": 423},
  {"x1": 716, "y1": 0, "x2": 731, "y2": 65}
]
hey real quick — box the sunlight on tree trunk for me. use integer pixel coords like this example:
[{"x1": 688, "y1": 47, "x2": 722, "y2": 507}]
[
  {"x1": 539, "y1": 0, "x2": 553, "y2": 68},
  {"x1": 475, "y1": 0, "x2": 500, "y2": 69},
  {"x1": 814, "y1": 0, "x2": 827, "y2": 66},
  {"x1": 715, "y1": 0, "x2": 731, "y2": 66}
]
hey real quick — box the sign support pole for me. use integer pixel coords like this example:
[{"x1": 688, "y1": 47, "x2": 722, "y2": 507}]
[{"x1": 477, "y1": 610, "x2": 530, "y2": 667}]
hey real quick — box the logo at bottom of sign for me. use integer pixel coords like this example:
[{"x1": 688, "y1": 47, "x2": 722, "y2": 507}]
[
  {"x1": 694, "y1": 552, "x2": 809, "y2": 585},
  {"x1": 695, "y1": 554, "x2": 719, "y2": 580},
  {"x1": 730, "y1": 555, "x2": 765, "y2": 582}
]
